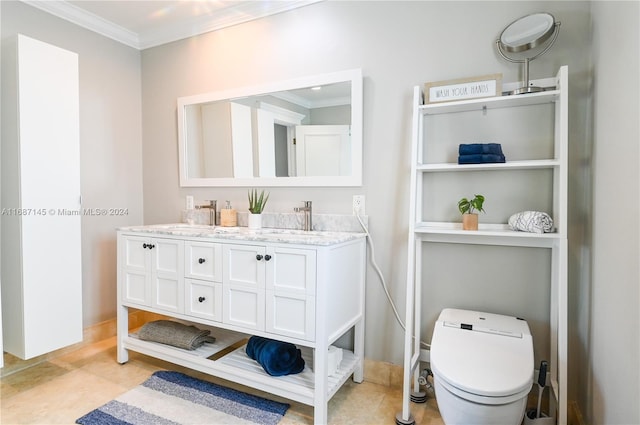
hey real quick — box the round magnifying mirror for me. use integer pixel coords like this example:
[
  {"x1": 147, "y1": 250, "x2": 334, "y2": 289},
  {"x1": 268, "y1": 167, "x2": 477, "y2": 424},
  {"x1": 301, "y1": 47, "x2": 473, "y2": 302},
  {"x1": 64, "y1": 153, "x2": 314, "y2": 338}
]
[{"x1": 499, "y1": 13, "x2": 556, "y2": 53}]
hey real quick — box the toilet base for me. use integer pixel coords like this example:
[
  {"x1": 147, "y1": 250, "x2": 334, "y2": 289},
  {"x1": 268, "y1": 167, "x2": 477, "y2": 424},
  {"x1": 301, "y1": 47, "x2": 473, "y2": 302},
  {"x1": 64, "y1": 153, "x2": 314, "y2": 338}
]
[{"x1": 435, "y1": 378, "x2": 527, "y2": 425}]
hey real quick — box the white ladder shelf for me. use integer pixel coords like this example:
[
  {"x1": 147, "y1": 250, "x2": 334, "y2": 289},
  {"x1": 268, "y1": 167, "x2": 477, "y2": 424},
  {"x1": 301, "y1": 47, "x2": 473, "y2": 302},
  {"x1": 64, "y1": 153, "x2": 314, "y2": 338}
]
[{"x1": 396, "y1": 67, "x2": 568, "y2": 425}]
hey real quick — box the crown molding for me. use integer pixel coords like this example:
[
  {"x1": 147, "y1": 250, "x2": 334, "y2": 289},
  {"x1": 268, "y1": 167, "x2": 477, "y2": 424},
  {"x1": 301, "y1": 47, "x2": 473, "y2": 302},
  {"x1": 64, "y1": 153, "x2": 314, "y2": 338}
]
[
  {"x1": 22, "y1": 0, "x2": 140, "y2": 49},
  {"x1": 20, "y1": 0, "x2": 323, "y2": 50}
]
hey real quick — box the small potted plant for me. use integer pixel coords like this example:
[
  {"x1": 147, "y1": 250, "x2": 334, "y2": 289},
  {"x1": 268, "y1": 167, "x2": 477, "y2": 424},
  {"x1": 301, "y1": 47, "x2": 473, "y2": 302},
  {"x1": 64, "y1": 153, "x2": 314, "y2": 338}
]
[
  {"x1": 457, "y1": 194, "x2": 485, "y2": 231},
  {"x1": 248, "y1": 189, "x2": 269, "y2": 229}
]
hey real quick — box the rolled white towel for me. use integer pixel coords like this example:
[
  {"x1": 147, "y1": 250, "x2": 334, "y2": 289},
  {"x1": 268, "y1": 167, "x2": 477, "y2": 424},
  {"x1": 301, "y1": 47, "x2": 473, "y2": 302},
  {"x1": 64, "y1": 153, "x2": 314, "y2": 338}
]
[{"x1": 508, "y1": 211, "x2": 554, "y2": 234}]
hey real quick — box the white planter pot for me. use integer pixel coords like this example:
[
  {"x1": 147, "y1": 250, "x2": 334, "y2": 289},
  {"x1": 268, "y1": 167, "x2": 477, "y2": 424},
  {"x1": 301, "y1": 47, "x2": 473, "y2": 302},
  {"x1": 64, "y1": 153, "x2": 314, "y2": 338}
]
[{"x1": 248, "y1": 213, "x2": 262, "y2": 230}]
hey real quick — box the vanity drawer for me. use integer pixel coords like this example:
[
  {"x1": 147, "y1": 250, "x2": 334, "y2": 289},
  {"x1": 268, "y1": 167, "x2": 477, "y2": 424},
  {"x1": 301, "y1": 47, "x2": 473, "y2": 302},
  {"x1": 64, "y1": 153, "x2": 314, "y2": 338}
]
[
  {"x1": 185, "y1": 278, "x2": 222, "y2": 322},
  {"x1": 185, "y1": 241, "x2": 222, "y2": 282}
]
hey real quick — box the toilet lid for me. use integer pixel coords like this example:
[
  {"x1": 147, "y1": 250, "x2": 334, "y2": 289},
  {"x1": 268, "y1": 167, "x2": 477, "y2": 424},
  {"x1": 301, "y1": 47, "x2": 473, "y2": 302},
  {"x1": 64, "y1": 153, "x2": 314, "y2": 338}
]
[{"x1": 430, "y1": 309, "x2": 534, "y2": 398}]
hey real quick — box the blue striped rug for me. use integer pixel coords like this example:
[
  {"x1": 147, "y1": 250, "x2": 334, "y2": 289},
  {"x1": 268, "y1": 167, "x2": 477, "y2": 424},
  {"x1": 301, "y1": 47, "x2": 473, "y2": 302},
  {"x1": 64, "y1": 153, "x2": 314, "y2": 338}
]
[{"x1": 76, "y1": 371, "x2": 290, "y2": 425}]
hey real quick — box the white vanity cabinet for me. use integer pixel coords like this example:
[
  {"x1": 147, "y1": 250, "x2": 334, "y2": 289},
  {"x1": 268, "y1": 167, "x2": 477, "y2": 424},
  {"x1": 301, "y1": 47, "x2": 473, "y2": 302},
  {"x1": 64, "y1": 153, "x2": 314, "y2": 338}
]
[{"x1": 116, "y1": 227, "x2": 366, "y2": 425}]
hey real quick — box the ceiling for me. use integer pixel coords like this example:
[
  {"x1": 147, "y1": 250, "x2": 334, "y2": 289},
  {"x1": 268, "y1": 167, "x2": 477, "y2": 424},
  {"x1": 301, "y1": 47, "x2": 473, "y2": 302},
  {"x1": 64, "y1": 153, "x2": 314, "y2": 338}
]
[{"x1": 23, "y1": 0, "x2": 322, "y2": 50}]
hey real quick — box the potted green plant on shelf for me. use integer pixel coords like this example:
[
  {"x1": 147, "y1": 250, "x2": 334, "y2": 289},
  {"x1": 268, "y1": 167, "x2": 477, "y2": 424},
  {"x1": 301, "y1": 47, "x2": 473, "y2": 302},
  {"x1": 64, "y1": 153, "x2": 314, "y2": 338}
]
[
  {"x1": 457, "y1": 194, "x2": 485, "y2": 231},
  {"x1": 248, "y1": 189, "x2": 269, "y2": 229}
]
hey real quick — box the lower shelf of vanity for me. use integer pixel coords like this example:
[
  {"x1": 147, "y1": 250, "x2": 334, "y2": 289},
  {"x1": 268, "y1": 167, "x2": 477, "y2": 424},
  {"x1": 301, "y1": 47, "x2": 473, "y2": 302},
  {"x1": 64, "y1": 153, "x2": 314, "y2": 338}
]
[{"x1": 120, "y1": 327, "x2": 359, "y2": 406}]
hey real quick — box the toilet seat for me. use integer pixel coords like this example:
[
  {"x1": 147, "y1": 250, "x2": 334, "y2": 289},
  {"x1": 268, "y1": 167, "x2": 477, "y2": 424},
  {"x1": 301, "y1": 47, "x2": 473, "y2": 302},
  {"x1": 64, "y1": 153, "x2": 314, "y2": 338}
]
[{"x1": 431, "y1": 309, "x2": 534, "y2": 403}]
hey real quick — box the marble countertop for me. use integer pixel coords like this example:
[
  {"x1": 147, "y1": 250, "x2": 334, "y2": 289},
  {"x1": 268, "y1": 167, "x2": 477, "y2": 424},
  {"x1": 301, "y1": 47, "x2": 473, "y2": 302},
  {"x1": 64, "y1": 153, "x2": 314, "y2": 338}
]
[{"x1": 119, "y1": 223, "x2": 366, "y2": 246}]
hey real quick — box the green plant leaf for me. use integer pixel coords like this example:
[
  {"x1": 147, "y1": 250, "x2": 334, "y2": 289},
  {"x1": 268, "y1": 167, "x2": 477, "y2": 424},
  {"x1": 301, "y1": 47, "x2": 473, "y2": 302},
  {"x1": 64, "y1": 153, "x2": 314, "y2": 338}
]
[
  {"x1": 458, "y1": 194, "x2": 485, "y2": 214},
  {"x1": 248, "y1": 189, "x2": 269, "y2": 214},
  {"x1": 458, "y1": 198, "x2": 470, "y2": 215}
]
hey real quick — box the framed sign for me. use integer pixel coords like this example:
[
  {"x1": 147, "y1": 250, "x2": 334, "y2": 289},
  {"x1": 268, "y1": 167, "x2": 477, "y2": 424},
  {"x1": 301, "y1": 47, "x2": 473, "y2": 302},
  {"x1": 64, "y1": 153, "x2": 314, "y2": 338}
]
[{"x1": 424, "y1": 73, "x2": 502, "y2": 104}]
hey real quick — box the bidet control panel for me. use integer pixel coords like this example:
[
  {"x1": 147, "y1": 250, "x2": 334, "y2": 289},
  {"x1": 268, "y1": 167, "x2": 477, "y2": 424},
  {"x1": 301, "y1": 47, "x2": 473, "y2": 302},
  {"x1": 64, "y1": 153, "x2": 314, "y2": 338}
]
[{"x1": 443, "y1": 321, "x2": 523, "y2": 338}]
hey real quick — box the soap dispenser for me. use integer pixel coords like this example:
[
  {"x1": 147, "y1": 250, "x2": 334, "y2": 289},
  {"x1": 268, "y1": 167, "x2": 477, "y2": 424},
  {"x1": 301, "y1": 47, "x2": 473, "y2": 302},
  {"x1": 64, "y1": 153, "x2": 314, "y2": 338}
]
[{"x1": 220, "y1": 201, "x2": 237, "y2": 227}]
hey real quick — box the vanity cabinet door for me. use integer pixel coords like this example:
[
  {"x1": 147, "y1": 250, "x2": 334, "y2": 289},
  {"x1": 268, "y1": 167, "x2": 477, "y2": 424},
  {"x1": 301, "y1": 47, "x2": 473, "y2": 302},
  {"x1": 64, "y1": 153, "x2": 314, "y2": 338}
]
[
  {"x1": 185, "y1": 241, "x2": 222, "y2": 282},
  {"x1": 120, "y1": 236, "x2": 184, "y2": 313},
  {"x1": 265, "y1": 247, "x2": 316, "y2": 340},
  {"x1": 185, "y1": 279, "x2": 222, "y2": 322},
  {"x1": 121, "y1": 235, "x2": 152, "y2": 307},
  {"x1": 222, "y1": 244, "x2": 266, "y2": 331},
  {"x1": 150, "y1": 238, "x2": 184, "y2": 314}
]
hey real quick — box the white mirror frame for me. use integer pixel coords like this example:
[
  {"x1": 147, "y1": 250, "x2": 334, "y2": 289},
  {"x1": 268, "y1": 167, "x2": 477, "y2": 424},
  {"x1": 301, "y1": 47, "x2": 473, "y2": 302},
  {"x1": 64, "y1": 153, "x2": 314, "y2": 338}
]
[{"x1": 177, "y1": 68, "x2": 363, "y2": 187}]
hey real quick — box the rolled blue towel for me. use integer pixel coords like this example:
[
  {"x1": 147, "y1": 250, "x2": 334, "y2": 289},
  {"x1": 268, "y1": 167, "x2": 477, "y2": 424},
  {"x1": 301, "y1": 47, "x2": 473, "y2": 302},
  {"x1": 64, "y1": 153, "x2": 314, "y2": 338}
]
[
  {"x1": 245, "y1": 336, "x2": 305, "y2": 376},
  {"x1": 458, "y1": 143, "x2": 503, "y2": 155},
  {"x1": 458, "y1": 154, "x2": 506, "y2": 164}
]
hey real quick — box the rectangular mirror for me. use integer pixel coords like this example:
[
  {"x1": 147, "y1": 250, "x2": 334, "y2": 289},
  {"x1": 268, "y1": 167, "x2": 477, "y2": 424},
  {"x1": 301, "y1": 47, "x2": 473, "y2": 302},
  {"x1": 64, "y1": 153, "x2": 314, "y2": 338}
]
[{"x1": 177, "y1": 69, "x2": 362, "y2": 187}]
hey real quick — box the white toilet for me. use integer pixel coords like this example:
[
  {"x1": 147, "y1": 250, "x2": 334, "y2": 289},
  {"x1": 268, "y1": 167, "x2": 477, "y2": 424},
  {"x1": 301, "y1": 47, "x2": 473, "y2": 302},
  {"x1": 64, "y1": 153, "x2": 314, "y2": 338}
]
[{"x1": 430, "y1": 308, "x2": 534, "y2": 425}]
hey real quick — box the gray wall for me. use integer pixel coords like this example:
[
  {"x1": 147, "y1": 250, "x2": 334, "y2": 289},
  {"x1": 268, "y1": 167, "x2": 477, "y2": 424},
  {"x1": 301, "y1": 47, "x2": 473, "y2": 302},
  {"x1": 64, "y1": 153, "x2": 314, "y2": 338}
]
[
  {"x1": 1, "y1": 1, "x2": 144, "y2": 325},
  {"x1": 588, "y1": 2, "x2": 640, "y2": 424}
]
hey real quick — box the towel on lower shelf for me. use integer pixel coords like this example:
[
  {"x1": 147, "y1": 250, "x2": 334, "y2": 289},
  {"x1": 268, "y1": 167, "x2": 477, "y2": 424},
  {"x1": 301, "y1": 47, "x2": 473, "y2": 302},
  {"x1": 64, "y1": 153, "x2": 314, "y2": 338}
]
[
  {"x1": 245, "y1": 335, "x2": 305, "y2": 376},
  {"x1": 458, "y1": 143, "x2": 503, "y2": 155},
  {"x1": 458, "y1": 153, "x2": 506, "y2": 164},
  {"x1": 138, "y1": 320, "x2": 216, "y2": 350},
  {"x1": 508, "y1": 211, "x2": 554, "y2": 234}
]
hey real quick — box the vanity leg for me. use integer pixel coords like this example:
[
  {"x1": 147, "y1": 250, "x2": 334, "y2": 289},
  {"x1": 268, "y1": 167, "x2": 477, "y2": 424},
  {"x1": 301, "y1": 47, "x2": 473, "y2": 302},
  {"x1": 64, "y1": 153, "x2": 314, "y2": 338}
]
[
  {"x1": 353, "y1": 319, "x2": 365, "y2": 383},
  {"x1": 314, "y1": 341, "x2": 329, "y2": 424},
  {"x1": 116, "y1": 303, "x2": 129, "y2": 364}
]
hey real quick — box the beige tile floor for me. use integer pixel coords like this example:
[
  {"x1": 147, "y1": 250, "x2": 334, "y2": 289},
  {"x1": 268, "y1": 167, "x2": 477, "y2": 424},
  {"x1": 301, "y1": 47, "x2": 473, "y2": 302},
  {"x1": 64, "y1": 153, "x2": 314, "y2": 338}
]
[{"x1": 1, "y1": 337, "x2": 443, "y2": 425}]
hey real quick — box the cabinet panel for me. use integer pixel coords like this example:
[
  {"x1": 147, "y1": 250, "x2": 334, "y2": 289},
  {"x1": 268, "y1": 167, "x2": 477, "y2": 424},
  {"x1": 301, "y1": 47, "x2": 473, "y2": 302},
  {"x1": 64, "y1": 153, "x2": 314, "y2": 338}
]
[
  {"x1": 122, "y1": 236, "x2": 151, "y2": 306},
  {"x1": 153, "y1": 239, "x2": 182, "y2": 275},
  {"x1": 150, "y1": 239, "x2": 183, "y2": 313},
  {"x1": 123, "y1": 271, "x2": 149, "y2": 306},
  {"x1": 185, "y1": 241, "x2": 222, "y2": 282},
  {"x1": 153, "y1": 277, "x2": 182, "y2": 313},
  {"x1": 124, "y1": 236, "x2": 147, "y2": 270},
  {"x1": 266, "y1": 247, "x2": 316, "y2": 295},
  {"x1": 185, "y1": 279, "x2": 222, "y2": 322},
  {"x1": 223, "y1": 244, "x2": 265, "y2": 288},
  {"x1": 266, "y1": 290, "x2": 315, "y2": 340},
  {"x1": 224, "y1": 285, "x2": 265, "y2": 330}
]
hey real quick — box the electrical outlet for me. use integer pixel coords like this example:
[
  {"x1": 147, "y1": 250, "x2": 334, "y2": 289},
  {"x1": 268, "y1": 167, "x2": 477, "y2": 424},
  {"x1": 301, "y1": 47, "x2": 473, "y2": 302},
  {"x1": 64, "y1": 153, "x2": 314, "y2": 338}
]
[{"x1": 353, "y1": 195, "x2": 365, "y2": 215}]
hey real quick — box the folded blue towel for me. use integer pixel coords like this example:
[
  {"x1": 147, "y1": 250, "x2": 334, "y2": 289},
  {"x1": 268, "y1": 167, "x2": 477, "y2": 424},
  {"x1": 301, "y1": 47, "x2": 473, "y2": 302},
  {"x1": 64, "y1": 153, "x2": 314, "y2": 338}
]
[
  {"x1": 246, "y1": 336, "x2": 305, "y2": 376},
  {"x1": 459, "y1": 143, "x2": 503, "y2": 155},
  {"x1": 458, "y1": 154, "x2": 506, "y2": 164}
]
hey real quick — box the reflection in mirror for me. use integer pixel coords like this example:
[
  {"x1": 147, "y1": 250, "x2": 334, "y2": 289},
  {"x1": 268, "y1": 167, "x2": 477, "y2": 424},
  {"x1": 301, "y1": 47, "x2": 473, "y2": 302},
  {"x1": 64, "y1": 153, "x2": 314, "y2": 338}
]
[{"x1": 177, "y1": 69, "x2": 362, "y2": 187}]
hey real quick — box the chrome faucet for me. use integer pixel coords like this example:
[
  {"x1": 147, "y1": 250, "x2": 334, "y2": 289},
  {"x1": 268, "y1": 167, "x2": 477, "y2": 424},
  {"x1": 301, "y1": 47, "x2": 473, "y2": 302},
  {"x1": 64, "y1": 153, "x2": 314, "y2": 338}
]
[
  {"x1": 196, "y1": 200, "x2": 217, "y2": 226},
  {"x1": 294, "y1": 201, "x2": 313, "y2": 231}
]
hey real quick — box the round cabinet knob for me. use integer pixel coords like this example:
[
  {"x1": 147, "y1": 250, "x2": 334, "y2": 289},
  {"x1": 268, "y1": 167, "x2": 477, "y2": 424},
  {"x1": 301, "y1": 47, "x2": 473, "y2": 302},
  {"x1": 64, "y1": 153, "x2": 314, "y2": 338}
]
[
  {"x1": 198, "y1": 296, "x2": 206, "y2": 302},
  {"x1": 149, "y1": 244, "x2": 155, "y2": 249},
  {"x1": 256, "y1": 254, "x2": 263, "y2": 261},
  {"x1": 264, "y1": 254, "x2": 272, "y2": 261},
  {"x1": 198, "y1": 258, "x2": 205, "y2": 264},
  {"x1": 142, "y1": 243, "x2": 148, "y2": 249}
]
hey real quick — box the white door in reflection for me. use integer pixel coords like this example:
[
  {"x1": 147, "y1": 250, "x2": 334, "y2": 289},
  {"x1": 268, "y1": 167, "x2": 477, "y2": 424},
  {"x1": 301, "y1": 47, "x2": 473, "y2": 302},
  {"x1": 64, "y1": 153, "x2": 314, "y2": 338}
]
[{"x1": 295, "y1": 125, "x2": 351, "y2": 176}]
